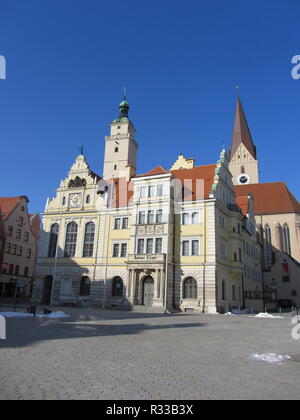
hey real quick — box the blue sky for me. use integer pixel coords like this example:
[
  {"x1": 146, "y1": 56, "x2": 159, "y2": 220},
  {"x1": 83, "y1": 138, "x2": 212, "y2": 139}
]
[{"x1": 0, "y1": 0, "x2": 299, "y2": 213}]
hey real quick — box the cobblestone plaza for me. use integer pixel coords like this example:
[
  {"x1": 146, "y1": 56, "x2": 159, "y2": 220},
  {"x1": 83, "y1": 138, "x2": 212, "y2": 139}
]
[{"x1": 0, "y1": 309, "x2": 299, "y2": 400}]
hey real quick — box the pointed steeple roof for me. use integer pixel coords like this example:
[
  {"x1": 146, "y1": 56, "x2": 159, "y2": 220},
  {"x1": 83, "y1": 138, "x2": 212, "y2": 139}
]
[{"x1": 229, "y1": 97, "x2": 256, "y2": 160}]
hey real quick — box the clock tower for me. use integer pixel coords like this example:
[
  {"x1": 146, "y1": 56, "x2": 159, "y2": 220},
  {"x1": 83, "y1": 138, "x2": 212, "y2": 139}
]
[
  {"x1": 228, "y1": 97, "x2": 259, "y2": 185},
  {"x1": 103, "y1": 95, "x2": 138, "y2": 180}
]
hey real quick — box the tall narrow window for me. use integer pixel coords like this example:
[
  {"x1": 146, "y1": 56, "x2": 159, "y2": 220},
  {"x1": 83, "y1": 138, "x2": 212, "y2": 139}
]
[
  {"x1": 138, "y1": 211, "x2": 146, "y2": 224},
  {"x1": 86, "y1": 195, "x2": 91, "y2": 204},
  {"x1": 137, "y1": 239, "x2": 144, "y2": 254},
  {"x1": 147, "y1": 210, "x2": 155, "y2": 224},
  {"x1": 222, "y1": 279, "x2": 226, "y2": 300},
  {"x1": 275, "y1": 224, "x2": 283, "y2": 251},
  {"x1": 155, "y1": 238, "x2": 162, "y2": 253},
  {"x1": 157, "y1": 185, "x2": 163, "y2": 197},
  {"x1": 148, "y1": 186, "x2": 155, "y2": 197},
  {"x1": 232, "y1": 285, "x2": 236, "y2": 301},
  {"x1": 48, "y1": 224, "x2": 59, "y2": 258},
  {"x1": 64, "y1": 222, "x2": 78, "y2": 257},
  {"x1": 192, "y1": 212, "x2": 199, "y2": 224},
  {"x1": 120, "y1": 243, "x2": 127, "y2": 258},
  {"x1": 191, "y1": 240, "x2": 199, "y2": 256},
  {"x1": 265, "y1": 225, "x2": 273, "y2": 266},
  {"x1": 182, "y1": 213, "x2": 189, "y2": 225},
  {"x1": 114, "y1": 218, "x2": 121, "y2": 229},
  {"x1": 156, "y1": 209, "x2": 163, "y2": 223},
  {"x1": 182, "y1": 240, "x2": 189, "y2": 256},
  {"x1": 283, "y1": 224, "x2": 291, "y2": 255},
  {"x1": 122, "y1": 218, "x2": 129, "y2": 229},
  {"x1": 146, "y1": 238, "x2": 153, "y2": 254},
  {"x1": 83, "y1": 222, "x2": 95, "y2": 257},
  {"x1": 113, "y1": 244, "x2": 120, "y2": 258}
]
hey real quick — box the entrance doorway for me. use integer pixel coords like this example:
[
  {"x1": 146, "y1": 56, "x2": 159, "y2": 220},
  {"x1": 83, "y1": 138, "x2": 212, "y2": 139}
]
[
  {"x1": 143, "y1": 276, "x2": 154, "y2": 306},
  {"x1": 42, "y1": 275, "x2": 53, "y2": 305}
]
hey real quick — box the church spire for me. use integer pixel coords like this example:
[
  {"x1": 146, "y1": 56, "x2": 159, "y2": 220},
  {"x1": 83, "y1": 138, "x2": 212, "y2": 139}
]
[{"x1": 229, "y1": 97, "x2": 256, "y2": 160}]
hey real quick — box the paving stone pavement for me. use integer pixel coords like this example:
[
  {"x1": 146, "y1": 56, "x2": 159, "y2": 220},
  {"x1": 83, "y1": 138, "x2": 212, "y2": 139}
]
[{"x1": 0, "y1": 308, "x2": 300, "y2": 400}]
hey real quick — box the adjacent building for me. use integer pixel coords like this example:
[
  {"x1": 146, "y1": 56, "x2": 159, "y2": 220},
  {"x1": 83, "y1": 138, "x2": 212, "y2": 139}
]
[
  {"x1": 0, "y1": 196, "x2": 40, "y2": 302},
  {"x1": 33, "y1": 97, "x2": 263, "y2": 313},
  {"x1": 229, "y1": 98, "x2": 300, "y2": 307}
]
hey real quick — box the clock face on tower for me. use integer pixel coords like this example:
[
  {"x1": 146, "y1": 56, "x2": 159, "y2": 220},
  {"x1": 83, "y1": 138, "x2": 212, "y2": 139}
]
[
  {"x1": 237, "y1": 173, "x2": 251, "y2": 185},
  {"x1": 69, "y1": 193, "x2": 82, "y2": 208}
]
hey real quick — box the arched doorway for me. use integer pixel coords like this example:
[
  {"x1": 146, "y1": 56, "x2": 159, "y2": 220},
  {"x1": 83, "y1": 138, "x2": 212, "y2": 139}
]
[
  {"x1": 143, "y1": 276, "x2": 154, "y2": 306},
  {"x1": 112, "y1": 276, "x2": 123, "y2": 297},
  {"x1": 42, "y1": 275, "x2": 53, "y2": 305}
]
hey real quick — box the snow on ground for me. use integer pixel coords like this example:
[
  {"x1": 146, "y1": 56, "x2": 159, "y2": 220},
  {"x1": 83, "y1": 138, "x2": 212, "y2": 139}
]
[
  {"x1": 249, "y1": 353, "x2": 291, "y2": 364},
  {"x1": 252, "y1": 312, "x2": 285, "y2": 319},
  {"x1": 0, "y1": 311, "x2": 70, "y2": 319}
]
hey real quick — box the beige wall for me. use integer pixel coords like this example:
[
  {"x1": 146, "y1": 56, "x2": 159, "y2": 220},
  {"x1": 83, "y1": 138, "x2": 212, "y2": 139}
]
[{"x1": 229, "y1": 143, "x2": 259, "y2": 185}]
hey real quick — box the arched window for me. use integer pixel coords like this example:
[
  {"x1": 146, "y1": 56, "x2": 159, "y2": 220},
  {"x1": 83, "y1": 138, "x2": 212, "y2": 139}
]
[
  {"x1": 64, "y1": 222, "x2": 78, "y2": 257},
  {"x1": 80, "y1": 276, "x2": 91, "y2": 296},
  {"x1": 265, "y1": 225, "x2": 273, "y2": 266},
  {"x1": 275, "y1": 224, "x2": 283, "y2": 251},
  {"x1": 114, "y1": 147, "x2": 119, "y2": 153},
  {"x1": 83, "y1": 222, "x2": 95, "y2": 257},
  {"x1": 112, "y1": 276, "x2": 123, "y2": 297},
  {"x1": 283, "y1": 224, "x2": 291, "y2": 255},
  {"x1": 86, "y1": 195, "x2": 90, "y2": 204},
  {"x1": 48, "y1": 224, "x2": 59, "y2": 258},
  {"x1": 183, "y1": 277, "x2": 197, "y2": 299},
  {"x1": 221, "y1": 279, "x2": 226, "y2": 300}
]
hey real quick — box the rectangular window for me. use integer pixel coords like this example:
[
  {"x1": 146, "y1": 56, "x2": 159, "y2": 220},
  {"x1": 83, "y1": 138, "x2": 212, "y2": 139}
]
[
  {"x1": 292, "y1": 290, "x2": 297, "y2": 297},
  {"x1": 11, "y1": 245, "x2": 17, "y2": 255},
  {"x1": 24, "y1": 232, "x2": 29, "y2": 241},
  {"x1": 156, "y1": 209, "x2": 163, "y2": 224},
  {"x1": 182, "y1": 213, "x2": 189, "y2": 225},
  {"x1": 14, "y1": 265, "x2": 20, "y2": 276},
  {"x1": 139, "y1": 187, "x2": 146, "y2": 198},
  {"x1": 122, "y1": 218, "x2": 129, "y2": 229},
  {"x1": 114, "y1": 218, "x2": 121, "y2": 230},
  {"x1": 24, "y1": 267, "x2": 29, "y2": 277},
  {"x1": 137, "y1": 239, "x2": 144, "y2": 254},
  {"x1": 182, "y1": 241, "x2": 190, "y2": 256},
  {"x1": 17, "y1": 246, "x2": 22, "y2": 257},
  {"x1": 26, "y1": 249, "x2": 32, "y2": 259},
  {"x1": 5, "y1": 243, "x2": 11, "y2": 254},
  {"x1": 120, "y1": 243, "x2": 127, "y2": 258},
  {"x1": 282, "y1": 276, "x2": 290, "y2": 283},
  {"x1": 157, "y1": 185, "x2": 163, "y2": 197},
  {"x1": 8, "y1": 226, "x2": 13, "y2": 236},
  {"x1": 113, "y1": 244, "x2": 120, "y2": 258},
  {"x1": 148, "y1": 186, "x2": 155, "y2": 197},
  {"x1": 139, "y1": 211, "x2": 146, "y2": 224},
  {"x1": 146, "y1": 238, "x2": 153, "y2": 254},
  {"x1": 155, "y1": 238, "x2": 162, "y2": 254},
  {"x1": 191, "y1": 240, "x2": 199, "y2": 256},
  {"x1": 192, "y1": 212, "x2": 199, "y2": 224},
  {"x1": 16, "y1": 229, "x2": 21, "y2": 239},
  {"x1": 147, "y1": 210, "x2": 155, "y2": 224},
  {"x1": 18, "y1": 217, "x2": 23, "y2": 227},
  {"x1": 9, "y1": 264, "x2": 14, "y2": 274}
]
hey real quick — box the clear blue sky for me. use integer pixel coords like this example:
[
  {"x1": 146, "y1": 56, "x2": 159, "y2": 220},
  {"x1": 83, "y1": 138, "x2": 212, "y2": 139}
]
[{"x1": 1, "y1": 0, "x2": 299, "y2": 213}]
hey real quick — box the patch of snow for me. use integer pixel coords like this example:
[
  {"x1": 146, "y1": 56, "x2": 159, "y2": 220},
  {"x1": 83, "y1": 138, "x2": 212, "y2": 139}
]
[
  {"x1": 224, "y1": 312, "x2": 235, "y2": 316},
  {"x1": 253, "y1": 312, "x2": 285, "y2": 319},
  {"x1": 249, "y1": 353, "x2": 291, "y2": 364},
  {"x1": 0, "y1": 312, "x2": 33, "y2": 318}
]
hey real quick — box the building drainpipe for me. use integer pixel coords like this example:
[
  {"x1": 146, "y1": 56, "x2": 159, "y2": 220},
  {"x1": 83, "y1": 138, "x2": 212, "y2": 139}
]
[
  {"x1": 202, "y1": 201, "x2": 207, "y2": 313},
  {"x1": 102, "y1": 185, "x2": 113, "y2": 309},
  {"x1": 50, "y1": 203, "x2": 64, "y2": 306}
]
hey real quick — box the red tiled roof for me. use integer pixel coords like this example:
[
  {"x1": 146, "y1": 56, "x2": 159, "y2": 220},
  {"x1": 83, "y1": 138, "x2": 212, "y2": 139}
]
[
  {"x1": 236, "y1": 196, "x2": 249, "y2": 216},
  {"x1": 29, "y1": 213, "x2": 41, "y2": 240},
  {"x1": 171, "y1": 164, "x2": 217, "y2": 200},
  {"x1": 0, "y1": 196, "x2": 29, "y2": 219},
  {"x1": 234, "y1": 183, "x2": 300, "y2": 215},
  {"x1": 135, "y1": 166, "x2": 169, "y2": 178}
]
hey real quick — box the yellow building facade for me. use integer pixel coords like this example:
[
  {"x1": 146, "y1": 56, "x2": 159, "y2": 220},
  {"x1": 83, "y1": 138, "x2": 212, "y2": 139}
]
[{"x1": 33, "y1": 98, "x2": 263, "y2": 313}]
